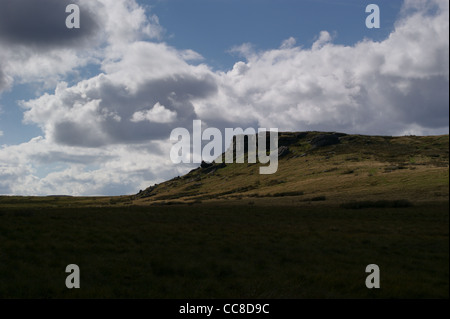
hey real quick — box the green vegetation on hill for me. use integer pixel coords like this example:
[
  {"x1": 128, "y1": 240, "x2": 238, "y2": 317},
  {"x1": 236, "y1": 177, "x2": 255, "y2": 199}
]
[
  {"x1": 0, "y1": 132, "x2": 448, "y2": 299},
  {"x1": 135, "y1": 132, "x2": 449, "y2": 205}
]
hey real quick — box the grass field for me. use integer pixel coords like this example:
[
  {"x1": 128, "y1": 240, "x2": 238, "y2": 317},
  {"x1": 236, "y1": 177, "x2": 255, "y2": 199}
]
[
  {"x1": 1, "y1": 133, "x2": 448, "y2": 298},
  {"x1": 0, "y1": 200, "x2": 448, "y2": 298}
]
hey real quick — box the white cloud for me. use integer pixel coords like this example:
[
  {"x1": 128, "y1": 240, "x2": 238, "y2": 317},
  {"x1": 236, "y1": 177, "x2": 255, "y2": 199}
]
[
  {"x1": 228, "y1": 43, "x2": 255, "y2": 59},
  {"x1": 0, "y1": 0, "x2": 448, "y2": 196},
  {"x1": 21, "y1": 41, "x2": 216, "y2": 147},
  {"x1": 0, "y1": 0, "x2": 163, "y2": 92},
  {"x1": 131, "y1": 102, "x2": 177, "y2": 123},
  {"x1": 194, "y1": 0, "x2": 449, "y2": 136},
  {"x1": 280, "y1": 37, "x2": 297, "y2": 49},
  {"x1": 0, "y1": 136, "x2": 191, "y2": 195},
  {"x1": 311, "y1": 31, "x2": 332, "y2": 50},
  {"x1": 0, "y1": 0, "x2": 195, "y2": 195},
  {"x1": 98, "y1": 0, "x2": 163, "y2": 46},
  {"x1": 0, "y1": 64, "x2": 12, "y2": 92}
]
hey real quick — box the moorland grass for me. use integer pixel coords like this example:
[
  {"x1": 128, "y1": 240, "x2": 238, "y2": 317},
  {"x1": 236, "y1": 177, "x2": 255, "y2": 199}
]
[{"x1": 0, "y1": 201, "x2": 448, "y2": 299}]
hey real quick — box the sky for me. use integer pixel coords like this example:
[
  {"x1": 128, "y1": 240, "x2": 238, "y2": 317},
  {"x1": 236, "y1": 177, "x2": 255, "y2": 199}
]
[{"x1": 0, "y1": 0, "x2": 448, "y2": 196}]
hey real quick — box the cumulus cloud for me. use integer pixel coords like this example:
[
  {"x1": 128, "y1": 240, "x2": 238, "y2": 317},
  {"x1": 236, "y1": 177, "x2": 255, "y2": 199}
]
[
  {"x1": 0, "y1": 136, "x2": 189, "y2": 195},
  {"x1": 0, "y1": 69, "x2": 8, "y2": 91},
  {"x1": 16, "y1": 0, "x2": 448, "y2": 144},
  {"x1": 21, "y1": 41, "x2": 217, "y2": 147},
  {"x1": 280, "y1": 37, "x2": 297, "y2": 49},
  {"x1": 131, "y1": 102, "x2": 177, "y2": 123},
  {"x1": 0, "y1": 0, "x2": 163, "y2": 90},
  {"x1": 194, "y1": 0, "x2": 449, "y2": 136},
  {"x1": 0, "y1": 0, "x2": 99, "y2": 49},
  {"x1": 228, "y1": 42, "x2": 255, "y2": 59},
  {"x1": 311, "y1": 31, "x2": 332, "y2": 50},
  {"x1": 0, "y1": 0, "x2": 448, "y2": 196},
  {"x1": 0, "y1": 0, "x2": 95, "y2": 89}
]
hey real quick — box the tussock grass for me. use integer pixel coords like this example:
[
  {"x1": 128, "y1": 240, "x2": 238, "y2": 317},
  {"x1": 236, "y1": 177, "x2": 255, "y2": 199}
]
[
  {"x1": 340, "y1": 199, "x2": 413, "y2": 209},
  {"x1": 271, "y1": 191, "x2": 305, "y2": 197},
  {"x1": 0, "y1": 202, "x2": 447, "y2": 298},
  {"x1": 310, "y1": 196, "x2": 327, "y2": 201}
]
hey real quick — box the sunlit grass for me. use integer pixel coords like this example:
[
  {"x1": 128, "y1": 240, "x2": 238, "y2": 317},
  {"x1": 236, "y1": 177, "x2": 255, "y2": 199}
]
[{"x1": 133, "y1": 133, "x2": 449, "y2": 205}]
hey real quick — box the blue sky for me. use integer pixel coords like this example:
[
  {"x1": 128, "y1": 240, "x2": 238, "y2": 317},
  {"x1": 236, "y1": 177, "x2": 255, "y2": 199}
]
[
  {"x1": 150, "y1": 0, "x2": 401, "y2": 70},
  {"x1": 0, "y1": 0, "x2": 448, "y2": 196}
]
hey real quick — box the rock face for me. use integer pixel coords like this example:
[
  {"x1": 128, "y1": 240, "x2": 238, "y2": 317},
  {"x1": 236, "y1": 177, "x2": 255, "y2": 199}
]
[
  {"x1": 278, "y1": 146, "x2": 290, "y2": 157},
  {"x1": 278, "y1": 136, "x2": 298, "y2": 147},
  {"x1": 201, "y1": 161, "x2": 226, "y2": 174},
  {"x1": 278, "y1": 132, "x2": 308, "y2": 147},
  {"x1": 295, "y1": 132, "x2": 309, "y2": 139},
  {"x1": 136, "y1": 131, "x2": 349, "y2": 199},
  {"x1": 310, "y1": 133, "x2": 341, "y2": 148},
  {"x1": 136, "y1": 184, "x2": 158, "y2": 198},
  {"x1": 200, "y1": 161, "x2": 213, "y2": 169}
]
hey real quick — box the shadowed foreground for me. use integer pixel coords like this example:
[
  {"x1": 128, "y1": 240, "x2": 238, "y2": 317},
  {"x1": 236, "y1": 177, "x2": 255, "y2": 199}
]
[{"x1": 0, "y1": 201, "x2": 448, "y2": 298}]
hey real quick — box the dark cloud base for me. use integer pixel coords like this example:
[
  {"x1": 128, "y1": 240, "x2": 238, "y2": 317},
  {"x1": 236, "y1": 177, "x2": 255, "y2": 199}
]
[
  {"x1": 52, "y1": 74, "x2": 218, "y2": 147},
  {"x1": 0, "y1": 0, "x2": 99, "y2": 49}
]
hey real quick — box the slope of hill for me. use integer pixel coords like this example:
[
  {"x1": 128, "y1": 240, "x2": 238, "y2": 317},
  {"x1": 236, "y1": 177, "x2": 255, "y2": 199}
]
[
  {"x1": 134, "y1": 132, "x2": 449, "y2": 206},
  {"x1": 0, "y1": 131, "x2": 448, "y2": 299}
]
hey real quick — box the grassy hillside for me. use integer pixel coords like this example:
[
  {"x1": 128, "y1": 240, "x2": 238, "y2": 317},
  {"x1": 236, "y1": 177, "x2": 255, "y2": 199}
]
[
  {"x1": 0, "y1": 132, "x2": 448, "y2": 298},
  {"x1": 134, "y1": 132, "x2": 449, "y2": 206}
]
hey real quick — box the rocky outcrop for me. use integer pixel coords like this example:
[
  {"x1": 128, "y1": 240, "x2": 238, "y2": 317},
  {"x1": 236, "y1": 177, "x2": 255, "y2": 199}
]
[
  {"x1": 200, "y1": 161, "x2": 213, "y2": 169},
  {"x1": 310, "y1": 133, "x2": 342, "y2": 148},
  {"x1": 201, "y1": 161, "x2": 226, "y2": 174},
  {"x1": 136, "y1": 131, "x2": 349, "y2": 199},
  {"x1": 278, "y1": 146, "x2": 290, "y2": 157},
  {"x1": 136, "y1": 184, "x2": 158, "y2": 198}
]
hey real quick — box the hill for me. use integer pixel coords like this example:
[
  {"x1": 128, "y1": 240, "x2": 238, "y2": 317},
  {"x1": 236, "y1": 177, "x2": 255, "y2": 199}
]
[
  {"x1": 134, "y1": 132, "x2": 449, "y2": 206},
  {"x1": 0, "y1": 131, "x2": 448, "y2": 298}
]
